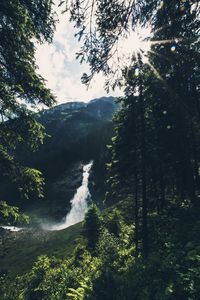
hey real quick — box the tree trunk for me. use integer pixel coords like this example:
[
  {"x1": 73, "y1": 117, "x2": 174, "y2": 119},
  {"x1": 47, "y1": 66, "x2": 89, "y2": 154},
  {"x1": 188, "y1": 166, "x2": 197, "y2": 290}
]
[
  {"x1": 139, "y1": 67, "x2": 149, "y2": 259},
  {"x1": 134, "y1": 172, "x2": 139, "y2": 255}
]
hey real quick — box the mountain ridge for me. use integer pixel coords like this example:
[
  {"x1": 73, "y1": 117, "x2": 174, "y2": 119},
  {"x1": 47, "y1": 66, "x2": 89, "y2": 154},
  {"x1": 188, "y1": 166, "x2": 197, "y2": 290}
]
[{"x1": 41, "y1": 96, "x2": 118, "y2": 121}]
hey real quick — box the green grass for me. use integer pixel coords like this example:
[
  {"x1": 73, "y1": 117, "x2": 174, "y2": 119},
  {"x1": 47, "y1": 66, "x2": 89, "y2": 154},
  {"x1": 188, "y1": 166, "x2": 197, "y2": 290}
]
[{"x1": 0, "y1": 222, "x2": 83, "y2": 278}]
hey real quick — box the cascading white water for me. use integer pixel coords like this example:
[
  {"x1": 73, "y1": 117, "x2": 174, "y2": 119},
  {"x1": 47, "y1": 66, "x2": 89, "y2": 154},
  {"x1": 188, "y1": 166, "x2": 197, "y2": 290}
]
[
  {"x1": 43, "y1": 161, "x2": 93, "y2": 231},
  {"x1": 1, "y1": 226, "x2": 23, "y2": 232}
]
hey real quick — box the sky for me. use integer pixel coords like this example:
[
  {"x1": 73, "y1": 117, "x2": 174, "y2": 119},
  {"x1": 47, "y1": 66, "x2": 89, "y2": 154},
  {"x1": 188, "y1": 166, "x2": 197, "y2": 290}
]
[
  {"x1": 34, "y1": 1, "x2": 197, "y2": 105},
  {"x1": 35, "y1": 1, "x2": 121, "y2": 104}
]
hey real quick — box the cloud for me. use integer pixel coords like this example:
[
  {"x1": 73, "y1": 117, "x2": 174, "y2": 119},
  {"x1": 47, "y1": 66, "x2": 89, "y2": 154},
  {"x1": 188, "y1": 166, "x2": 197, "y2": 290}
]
[{"x1": 35, "y1": 1, "x2": 121, "y2": 104}]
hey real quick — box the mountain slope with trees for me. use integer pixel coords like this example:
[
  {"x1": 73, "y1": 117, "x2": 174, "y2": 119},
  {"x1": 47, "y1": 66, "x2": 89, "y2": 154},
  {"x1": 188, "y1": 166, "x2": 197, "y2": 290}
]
[{"x1": 0, "y1": 97, "x2": 118, "y2": 223}]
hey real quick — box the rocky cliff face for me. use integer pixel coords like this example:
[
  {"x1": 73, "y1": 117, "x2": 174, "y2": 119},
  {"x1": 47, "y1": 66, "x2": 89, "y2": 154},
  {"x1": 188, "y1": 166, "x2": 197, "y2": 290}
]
[{"x1": 45, "y1": 96, "x2": 116, "y2": 121}]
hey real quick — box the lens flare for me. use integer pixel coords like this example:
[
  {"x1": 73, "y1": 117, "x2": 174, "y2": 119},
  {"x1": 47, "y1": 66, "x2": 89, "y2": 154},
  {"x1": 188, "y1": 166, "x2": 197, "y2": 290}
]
[
  {"x1": 115, "y1": 26, "x2": 152, "y2": 66},
  {"x1": 107, "y1": 22, "x2": 186, "y2": 86}
]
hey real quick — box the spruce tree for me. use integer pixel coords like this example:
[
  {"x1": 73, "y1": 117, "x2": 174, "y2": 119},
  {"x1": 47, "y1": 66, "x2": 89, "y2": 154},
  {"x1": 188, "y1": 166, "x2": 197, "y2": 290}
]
[{"x1": 83, "y1": 204, "x2": 102, "y2": 252}]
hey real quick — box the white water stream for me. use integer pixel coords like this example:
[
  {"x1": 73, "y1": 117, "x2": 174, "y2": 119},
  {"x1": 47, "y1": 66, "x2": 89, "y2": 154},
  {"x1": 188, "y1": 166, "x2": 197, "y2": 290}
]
[
  {"x1": 1, "y1": 226, "x2": 23, "y2": 232},
  {"x1": 42, "y1": 161, "x2": 93, "y2": 231},
  {"x1": 1, "y1": 161, "x2": 93, "y2": 232}
]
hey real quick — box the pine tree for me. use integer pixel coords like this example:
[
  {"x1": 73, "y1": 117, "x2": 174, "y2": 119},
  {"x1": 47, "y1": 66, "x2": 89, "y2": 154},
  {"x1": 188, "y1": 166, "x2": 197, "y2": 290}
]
[{"x1": 83, "y1": 204, "x2": 102, "y2": 252}]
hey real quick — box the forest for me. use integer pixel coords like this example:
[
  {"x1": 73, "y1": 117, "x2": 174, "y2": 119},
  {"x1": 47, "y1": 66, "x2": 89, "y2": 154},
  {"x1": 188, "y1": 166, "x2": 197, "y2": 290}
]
[{"x1": 0, "y1": 0, "x2": 200, "y2": 299}]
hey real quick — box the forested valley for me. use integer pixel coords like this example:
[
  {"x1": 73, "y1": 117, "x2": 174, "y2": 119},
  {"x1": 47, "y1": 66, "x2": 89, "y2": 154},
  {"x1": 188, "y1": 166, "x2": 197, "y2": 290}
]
[{"x1": 1, "y1": 1, "x2": 200, "y2": 299}]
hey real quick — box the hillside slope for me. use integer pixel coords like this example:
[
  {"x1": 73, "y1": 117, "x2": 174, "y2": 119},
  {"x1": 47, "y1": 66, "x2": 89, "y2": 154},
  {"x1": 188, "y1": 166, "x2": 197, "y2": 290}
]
[{"x1": 0, "y1": 223, "x2": 83, "y2": 278}]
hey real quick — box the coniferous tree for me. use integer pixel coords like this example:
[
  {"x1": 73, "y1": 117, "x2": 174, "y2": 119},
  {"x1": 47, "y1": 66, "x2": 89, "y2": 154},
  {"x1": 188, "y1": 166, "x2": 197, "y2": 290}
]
[
  {"x1": 66, "y1": 0, "x2": 200, "y2": 258},
  {"x1": 83, "y1": 204, "x2": 102, "y2": 252}
]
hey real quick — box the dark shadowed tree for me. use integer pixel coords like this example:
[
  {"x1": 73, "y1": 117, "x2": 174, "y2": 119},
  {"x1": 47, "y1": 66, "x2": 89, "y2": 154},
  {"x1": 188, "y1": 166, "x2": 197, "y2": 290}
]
[
  {"x1": 65, "y1": 0, "x2": 200, "y2": 258},
  {"x1": 83, "y1": 204, "x2": 102, "y2": 252},
  {"x1": 0, "y1": 0, "x2": 56, "y2": 223}
]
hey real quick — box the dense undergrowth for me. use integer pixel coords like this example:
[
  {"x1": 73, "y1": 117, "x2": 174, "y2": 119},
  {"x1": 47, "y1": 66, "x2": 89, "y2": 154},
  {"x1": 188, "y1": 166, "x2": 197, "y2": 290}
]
[{"x1": 1, "y1": 203, "x2": 200, "y2": 300}]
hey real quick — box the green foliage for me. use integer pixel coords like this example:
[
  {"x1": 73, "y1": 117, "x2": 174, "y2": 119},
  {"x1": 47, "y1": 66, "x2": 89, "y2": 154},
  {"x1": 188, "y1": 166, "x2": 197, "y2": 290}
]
[
  {"x1": 0, "y1": 0, "x2": 56, "y2": 223},
  {"x1": 0, "y1": 222, "x2": 83, "y2": 279},
  {"x1": 0, "y1": 201, "x2": 29, "y2": 225},
  {"x1": 86, "y1": 0, "x2": 200, "y2": 258},
  {"x1": 67, "y1": 281, "x2": 92, "y2": 300},
  {"x1": 83, "y1": 204, "x2": 102, "y2": 252},
  {"x1": 16, "y1": 167, "x2": 45, "y2": 200},
  {"x1": 1, "y1": 207, "x2": 200, "y2": 300},
  {"x1": 2, "y1": 1, "x2": 200, "y2": 300},
  {"x1": 106, "y1": 208, "x2": 122, "y2": 236}
]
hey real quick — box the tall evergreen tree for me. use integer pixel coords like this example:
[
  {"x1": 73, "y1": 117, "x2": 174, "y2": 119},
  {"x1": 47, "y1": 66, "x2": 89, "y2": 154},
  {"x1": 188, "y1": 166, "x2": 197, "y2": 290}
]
[{"x1": 83, "y1": 204, "x2": 102, "y2": 252}]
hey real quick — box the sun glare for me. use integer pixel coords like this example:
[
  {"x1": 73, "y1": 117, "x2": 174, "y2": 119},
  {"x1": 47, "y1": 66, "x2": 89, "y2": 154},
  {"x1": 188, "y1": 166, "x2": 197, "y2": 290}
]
[
  {"x1": 108, "y1": 25, "x2": 153, "y2": 82},
  {"x1": 117, "y1": 26, "x2": 152, "y2": 66},
  {"x1": 109, "y1": 23, "x2": 184, "y2": 83}
]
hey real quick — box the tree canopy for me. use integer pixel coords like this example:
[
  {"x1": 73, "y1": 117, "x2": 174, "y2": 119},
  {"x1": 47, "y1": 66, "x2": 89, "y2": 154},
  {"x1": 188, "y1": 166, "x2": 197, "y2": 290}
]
[
  {"x1": 66, "y1": 0, "x2": 200, "y2": 257},
  {"x1": 0, "y1": 0, "x2": 56, "y2": 224}
]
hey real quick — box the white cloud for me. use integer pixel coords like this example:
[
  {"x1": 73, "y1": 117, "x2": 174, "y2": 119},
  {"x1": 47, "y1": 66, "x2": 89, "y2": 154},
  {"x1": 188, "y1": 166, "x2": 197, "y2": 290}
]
[{"x1": 35, "y1": 0, "x2": 121, "y2": 104}]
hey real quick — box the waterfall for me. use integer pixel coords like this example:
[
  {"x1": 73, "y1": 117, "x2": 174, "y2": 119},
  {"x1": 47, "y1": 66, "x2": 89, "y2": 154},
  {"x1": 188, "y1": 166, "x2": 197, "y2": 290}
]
[
  {"x1": 1, "y1": 161, "x2": 93, "y2": 232},
  {"x1": 43, "y1": 161, "x2": 93, "y2": 231}
]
